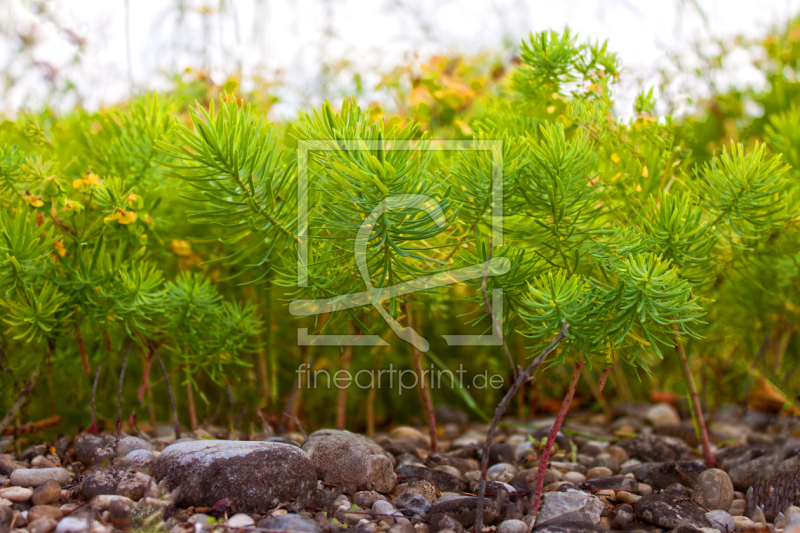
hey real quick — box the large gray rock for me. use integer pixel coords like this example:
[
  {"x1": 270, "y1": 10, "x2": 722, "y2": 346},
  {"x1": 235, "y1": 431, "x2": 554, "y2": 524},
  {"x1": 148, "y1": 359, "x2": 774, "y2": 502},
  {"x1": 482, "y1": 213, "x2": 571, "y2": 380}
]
[
  {"x1": 534, "y1": 491, "x2": 604, "y2": 526},
  {"x1": 153, "y1": 440, "x2": 317, "y2": 512},
  {"x1": 705, "y1": 510, "x2": 735, "y2": 532},
  {"x1": 693, "y1": 469, "x2": 734, "y2": 511},
  {"x1": 728, "y1": 455, "x2": 776, "y2": 492},
  {"x1": 634, "y1": 494, "x2": 711, "y2": 530},
  {"x1": 302, "y1": 430, "x2": 396, "y2": 493}
]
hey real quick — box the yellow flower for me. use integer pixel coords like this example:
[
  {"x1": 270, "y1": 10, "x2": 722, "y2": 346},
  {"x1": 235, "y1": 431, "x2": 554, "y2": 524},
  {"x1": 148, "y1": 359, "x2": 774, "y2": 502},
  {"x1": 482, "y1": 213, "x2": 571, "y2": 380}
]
[
  {"x1": 53, "y1": 241, "x2": 66, "y2": 257},
  {"x1": 25, "y1": 194, "x2": 44, "y2": 207},
  {"x1": 170, "y1": 239, "x2": 192, "y2": 256},
  {"x1": 73, "y1": 171, "x2": 102, "y2": 190},
  {"x1": 104, "y1": 208, "x2": 137, "y2": 225}
]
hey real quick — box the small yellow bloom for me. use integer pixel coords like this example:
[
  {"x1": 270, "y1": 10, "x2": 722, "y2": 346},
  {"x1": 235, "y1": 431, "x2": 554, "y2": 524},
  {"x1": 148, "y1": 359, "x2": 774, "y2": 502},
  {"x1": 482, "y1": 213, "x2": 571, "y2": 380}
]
[
  {"x1": 104, "y1": 208, "x2": 137, "y2": 225},
  {"x1": 53, "y1": 241, "x2": 66, "y2": 257},
  {"x1": 642, "y1": 166, "x2": 649, "y2": 178},
  {"x1": 73, "y1": 171, "x2": 102, "y2": 190},
  {"x1": 611, "y1": 153, "x2": 620, "y2": 164},
  {"x1": 25, "y1": 194, "x2": 44, "y2": 207},
  {"x1": 171, "y1": 239, "x2": 192, "y2": 257}
]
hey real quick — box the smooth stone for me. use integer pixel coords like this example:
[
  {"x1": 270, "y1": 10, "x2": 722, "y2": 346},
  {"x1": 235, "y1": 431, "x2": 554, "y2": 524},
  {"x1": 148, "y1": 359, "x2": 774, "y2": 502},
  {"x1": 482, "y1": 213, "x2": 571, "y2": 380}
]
[
  {"x1": 31, "y1": 481, "x2": 61, "y2": 506},
  {"x1": 585, "y1": 467, "x2": 612, "y2": 480},
  {"x1": 729, "y1": 499, "x2": 746, "y2": 516},
  {"x1": 616, "y1": 491, "x2": 641, "y2": 504},
  {"x1": 534, "y1": 491, "x2": 604, "y2": 526},
  {"x1": 486, "y1": 463, "x2": 515, "y2": 483},
  {"x1": 153, "y1": 440, "x2": 317, "y2": 512},
  {"x1": 693, "y1": 469, "x2": 734, "y2": 511},
  {"x1": 75, "y1": 435, "x2": 115, "y2": 465},
  {"x1": 28, "y1": 517, "x2": 57, "y2": 533},
  {"x1": 646, "y1": 403, "x2": 681, "y2": 427},
  {"x1": 55, "y1": 516, "x2": 105, "y2": 533},
  {"x1": 302, "y1": 430, "x2": 396, "y2": 493},
  {"x1": 0, "y1": 487, "x2": 32, "y2": 502},
  {"x1": 562, "y1": 472, "x2": 586, "y2": 485},
  {"x1": 227, "y1": 513, "x2": 255, "y2": 528},
  {"x1": 116, "y1": 437, "x2": 154, "y2": 458},
  {"x1": 117, "y1": 450, "x2": 157, "y2": 474},
  {"x1": 256, "y1": 514, "x2": 321, "y2": 533},
  {"x1": 497, "y1": 519, "x2": 527, "y2": 533},
  {"x1": 27, "y1": 506, "x2": 63, "y2": 523},
  {"x1": 353, "y1": 491, "x2": 388, "y2": 508},
  {"x1": 10, "y1": 469, "x2": 72, "y2": 488},
  {"x1": 89, "y1": 495, "x2": 134, "y2": 512},
  {"x1": 705, "y1": 510, "x2": 735, "y2": 532},
  {"x1": 187, "y1": 514, "x2": 211, "y2": 526}
]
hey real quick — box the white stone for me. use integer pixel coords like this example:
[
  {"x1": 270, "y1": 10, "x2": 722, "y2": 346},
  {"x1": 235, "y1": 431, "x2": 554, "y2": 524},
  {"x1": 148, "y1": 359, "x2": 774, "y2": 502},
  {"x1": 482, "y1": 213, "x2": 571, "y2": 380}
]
[
  {"x1": 226, "y1": 513, "x2": 255, "y2": 528},
  {"x1": 645, "y1": 403, "x2": 681, "y2": 427},
  {"x1": 0, "y1": 486, "x2": 33, "y2": 502},
  {"x1": 10, "y1": 468, "x2": 73, "y2": 488},
  {"x1": 55, "y1": 516, "x2": 106, "y2": 533}
]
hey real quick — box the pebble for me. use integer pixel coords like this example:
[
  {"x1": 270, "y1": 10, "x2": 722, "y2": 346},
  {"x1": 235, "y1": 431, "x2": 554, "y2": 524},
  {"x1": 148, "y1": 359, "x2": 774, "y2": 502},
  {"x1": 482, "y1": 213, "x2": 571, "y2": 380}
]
[
  {"x1": 29, "y1": 517, "x2": 57, "y2": 533},
  {"x1": 706, "y1": 510, "x2": 735, "y2": 532},
  {"x1": 616, "y1": 491, "x2": 641, "y2": 503},
  {"x1": 188, "y1": 513, "x2": 211, "y2": 526},
  {"x1": 0, "y1": 486, "x2": 33, "y2": 502},
  {"x1": 729, "y1": 499, "x2": 746, "y2": 516},
  {"x1": 534, "y1": 491, "x2": 604, "y2": 526},
  {"x1": 55, "y1": 516, "x2": 106, "y2": 533},
  {"x1": 227, "y1": 513, "x2": 256, "y2": 528},
  {"x1": 693, "y1": 468, "x2": 734, "y2": 511},
  {"x1": 302, "y1": 430, "x2": 396, "y2": 493},
  {"x1": 486, "y1": 463, "x2": 514, "y2": 483},
  {"x1": 31, "y1": 480, "x2": 61, "y2": 506},
  {"x1": 497, "y1": 519, "x2": 527, "y2": 533},
  {"x1": 10, "y1": 468, "x2": 73, "y2": 488},
  {"x1": 562, "y1": 472, "x2": 586, "y2": 484},
  {"x1": 646, "y1": 403, "x2": 681, "y2": 427},
  {"x1": 256, "y1": 513, "x2": 321, "y2": 533},
  {"x1": 585, "y1": 467, "x2": 613, "y2": 480},
  {"x1": 116, "y1": 436, "x2": 154, "y2": 458},
  {"x1": 28, "y1": 505, "x2": 62, "y2": 522}
]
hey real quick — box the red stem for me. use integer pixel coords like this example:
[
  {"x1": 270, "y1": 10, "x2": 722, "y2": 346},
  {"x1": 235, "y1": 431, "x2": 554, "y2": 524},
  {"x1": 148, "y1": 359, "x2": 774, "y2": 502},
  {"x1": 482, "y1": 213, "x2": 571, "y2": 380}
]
[
  {"x1": 532, "y1": 360, "x2": 585, "y2": 514},
  {"x1": 598, "y1": 366, "x2": 611, "y2": 393},
  {"x1": 671, "y1": 322, "x2": 716, "y2": 467}
]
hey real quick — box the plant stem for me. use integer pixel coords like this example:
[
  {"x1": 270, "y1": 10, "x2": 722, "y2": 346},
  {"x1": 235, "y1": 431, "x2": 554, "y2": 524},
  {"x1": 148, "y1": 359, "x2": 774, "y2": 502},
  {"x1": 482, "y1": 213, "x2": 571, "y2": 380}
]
[
  {"x1": 186, "y1": 371, "x2": 198, "y2": 431},
  {"x1": 670, "y1": 322, "x2": 715, "y2": 467},
  {"x1": 474, "y1": 323, "x2": 569, "y2": 533},
  {"x1": 406, "y1": 304, "x2": 439, "y2": 453},
  {"x1": 336, "y1": 322, "x2": 354, "y2": 430},
  {"x1": 582, "y1": 365, "x2": 612, "y2": 420},
  {"x1": 115, "y1": 341, "x2": 132, "y2": 442},
  {"x1": 0, "y1": 371, "x2": 40, "y2": 436},
  {"x1": 481, "y1": 246, "x2": 517, "y2": 380},
  {"x1": 598, "y1": 366, "x2": 611, "y2": 393},
  {"x1": 89, "y1": 364, "x2": 101, "y2": 435},
  {"x1": 75, "y1": 319, "x2": 90, "y2": 377},
  {"x1": 532, "y1": 360, "x2": 585, "y2": 514},
  {"x1": 149, "y1": 341, "x2": 181, "y2": 440}
]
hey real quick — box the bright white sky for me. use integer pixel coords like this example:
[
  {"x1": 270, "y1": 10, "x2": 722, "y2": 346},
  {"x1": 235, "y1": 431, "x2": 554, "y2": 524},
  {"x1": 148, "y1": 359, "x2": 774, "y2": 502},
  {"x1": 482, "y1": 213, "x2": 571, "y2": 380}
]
[{"x1": 1, "y1": 0, "x2": 799, "y2": 117}]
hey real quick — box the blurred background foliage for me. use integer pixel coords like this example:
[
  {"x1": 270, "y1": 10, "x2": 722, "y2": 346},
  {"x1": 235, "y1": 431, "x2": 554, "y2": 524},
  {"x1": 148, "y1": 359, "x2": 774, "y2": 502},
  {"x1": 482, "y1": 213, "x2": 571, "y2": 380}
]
[{"x1": 1, "y1": 1, "x2": 800, "y2": 440}]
